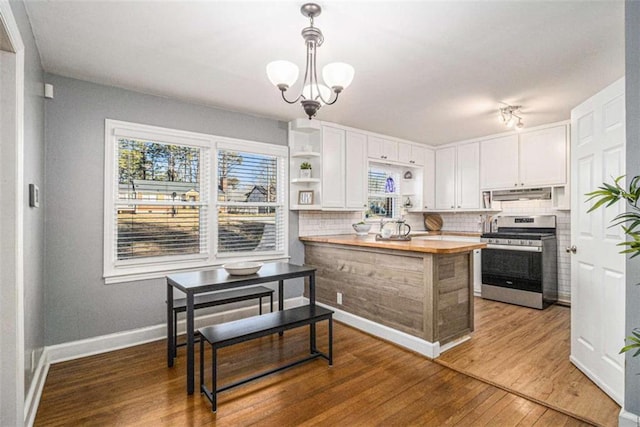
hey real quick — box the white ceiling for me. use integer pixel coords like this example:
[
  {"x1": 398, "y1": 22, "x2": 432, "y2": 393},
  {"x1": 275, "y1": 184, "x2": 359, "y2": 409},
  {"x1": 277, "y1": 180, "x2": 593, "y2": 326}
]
[{"x1": 24, "y1": 0, "x2": 624, "y2": 145}]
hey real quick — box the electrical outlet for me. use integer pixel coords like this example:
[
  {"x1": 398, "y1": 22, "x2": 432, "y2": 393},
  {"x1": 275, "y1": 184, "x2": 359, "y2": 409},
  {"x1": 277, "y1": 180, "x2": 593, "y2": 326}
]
[{"x1": 337, "y1": 292, "x2": 343, "y2": 305}]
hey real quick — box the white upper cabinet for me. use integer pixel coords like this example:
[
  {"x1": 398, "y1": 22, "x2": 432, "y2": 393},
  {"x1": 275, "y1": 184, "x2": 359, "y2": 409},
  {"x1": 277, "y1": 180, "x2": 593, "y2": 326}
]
[
  {"x1": 321, "y1": 126, "x2": 346, "y2": 209},
  {"x1": 368, "y1": 136, "x2": 398, "y2": 161},
  {"x1": 435, "y1": 147, "x2": 457, "y2": 209},
  {"x1": 398, "y1": 142, "x2": 426, "y2": 166},
  {"x1": 345, "y1": 131, "x2": 368, "y2": 210},
  {"x1": 480, "y1": 135, "x2": 519, "y2": 189},
  {"x1": 518, "y1": 125, "x2": 567, "y2": 186},
  {"x1": 422, "y1": 148, "x2": 435, "y2": 210},
  {"x1": 311, "y1": 126, "x2": 368, "y2": 211},
  {"x1": 457, "y1": 142, "x2": 480, "y2": 209},
  {"x1": 435, "y1": 143, "x2": 480, "y2": 210},
  {"x1": 480, "y1": 125, "x2": 568, "y2": 189}
]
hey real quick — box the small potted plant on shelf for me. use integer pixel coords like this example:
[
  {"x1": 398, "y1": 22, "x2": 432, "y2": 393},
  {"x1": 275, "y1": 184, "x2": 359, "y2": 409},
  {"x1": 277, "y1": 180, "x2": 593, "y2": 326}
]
[{"x1": 300, "y1": 162, "x2": 312, "y2": 179}]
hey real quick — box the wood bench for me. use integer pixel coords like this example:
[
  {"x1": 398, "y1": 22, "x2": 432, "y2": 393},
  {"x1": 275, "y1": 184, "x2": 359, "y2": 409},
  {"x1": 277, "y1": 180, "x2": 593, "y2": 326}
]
[
  {"x1": 199, "y1": 304, "x2": 334, "y2": 411},
  {"x1": 170, "y1": 286, "x2": 274, "y2": 358}
]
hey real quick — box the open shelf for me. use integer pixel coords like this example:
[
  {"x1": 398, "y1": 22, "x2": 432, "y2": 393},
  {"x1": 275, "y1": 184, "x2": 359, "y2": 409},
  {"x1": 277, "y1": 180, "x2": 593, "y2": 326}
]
[
  {"x1": 291, "y1": 178, "x2": 321, "y2": 184},
  {"x1": 291, "y1": 151, "x2": 321, "y2": 158},
  {"x1": 290, "y1": 204, "x2": 322, "y2": 210}
]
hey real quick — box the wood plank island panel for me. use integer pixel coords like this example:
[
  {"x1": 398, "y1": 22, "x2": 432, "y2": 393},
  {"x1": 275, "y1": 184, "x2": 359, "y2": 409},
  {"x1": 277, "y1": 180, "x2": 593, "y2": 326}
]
[{"x1": 303, "y1": 241, "x2": 474, "y2": 346}]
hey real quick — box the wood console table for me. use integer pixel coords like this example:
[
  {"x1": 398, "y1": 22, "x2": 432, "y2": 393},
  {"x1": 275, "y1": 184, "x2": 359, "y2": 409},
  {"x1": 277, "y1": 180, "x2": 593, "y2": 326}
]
[{"x1": 166, "y1": 262, "x2": 317, "y2": 394}]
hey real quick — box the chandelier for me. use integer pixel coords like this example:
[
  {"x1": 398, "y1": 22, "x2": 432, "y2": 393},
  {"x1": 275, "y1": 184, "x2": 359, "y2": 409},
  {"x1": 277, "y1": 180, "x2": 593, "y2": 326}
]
[
  {"x1": 266, "y1": 3, "x2": 355, "y2": 119},
  {"x1": 499, "y1": 104, "x2": 524, "y2": 130}
]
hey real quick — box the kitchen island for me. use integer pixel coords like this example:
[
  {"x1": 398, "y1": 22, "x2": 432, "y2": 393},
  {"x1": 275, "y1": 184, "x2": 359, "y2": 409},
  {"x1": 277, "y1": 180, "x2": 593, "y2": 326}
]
[{"x1": 299, "y1": 234, "x2": 486, "y2": 357}]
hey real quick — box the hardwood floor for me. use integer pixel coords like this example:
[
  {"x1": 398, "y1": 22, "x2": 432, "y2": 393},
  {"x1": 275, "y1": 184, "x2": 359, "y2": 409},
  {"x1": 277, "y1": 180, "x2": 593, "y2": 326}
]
[
  {"x1": 36, "y1": 320, "x2": 592, "y2": 426},
  {"x1": 436, "y1": 297, "x2": 620, "y2": 427}
]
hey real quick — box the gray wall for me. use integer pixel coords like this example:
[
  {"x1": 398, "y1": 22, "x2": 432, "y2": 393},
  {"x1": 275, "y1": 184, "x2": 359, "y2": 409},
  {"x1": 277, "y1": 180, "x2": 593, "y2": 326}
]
[
  {"x1": 9, "y1": 0, "x2": 46, "y2": 400},
  {"x1": 44, "y1": 74, "x2": 296, "y2": 345},
  {"x1": 625, "y1": 0, "x2": 640, "y2": 415}
]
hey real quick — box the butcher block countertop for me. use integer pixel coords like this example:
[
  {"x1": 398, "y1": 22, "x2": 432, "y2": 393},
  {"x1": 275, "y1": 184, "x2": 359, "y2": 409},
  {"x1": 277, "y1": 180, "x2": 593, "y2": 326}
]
[{"x1": 299, "y1": 234, "x2": 486, "y2": 254}]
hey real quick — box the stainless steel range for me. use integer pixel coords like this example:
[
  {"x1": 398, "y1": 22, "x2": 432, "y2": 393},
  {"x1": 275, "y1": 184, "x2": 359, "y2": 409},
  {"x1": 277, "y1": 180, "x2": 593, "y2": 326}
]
[{"x1": 481, "y1": 215, "x2": 557, "y2": 309}]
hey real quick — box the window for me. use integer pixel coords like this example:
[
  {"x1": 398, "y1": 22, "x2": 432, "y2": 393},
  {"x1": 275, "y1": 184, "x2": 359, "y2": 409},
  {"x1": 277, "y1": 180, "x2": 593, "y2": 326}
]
[
  {"x1": 104, "y1": 120, "x2": 288, "y2": 283},
  {"x1": 216, "y1": 148, "x2": 286, "y2": 256},
  {"x1": 367, "y1": 166, "x2": 400, "y2": 219},
  {"x1": 116, "y1": 139, "x2": 206, "y2": 261}
]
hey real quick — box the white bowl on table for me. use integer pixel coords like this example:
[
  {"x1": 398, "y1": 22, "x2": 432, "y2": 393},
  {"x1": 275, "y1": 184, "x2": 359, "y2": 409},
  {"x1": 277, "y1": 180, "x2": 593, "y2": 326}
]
[{"x1": 223, "y1": 262, "x2": 263, "y2": 276}]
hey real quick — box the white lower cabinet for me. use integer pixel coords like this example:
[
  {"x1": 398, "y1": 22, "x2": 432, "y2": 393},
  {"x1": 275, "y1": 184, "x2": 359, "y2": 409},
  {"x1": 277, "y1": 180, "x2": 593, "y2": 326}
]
[{"x1": 473, "y1": 249, "x2": 482, "y2": 295}]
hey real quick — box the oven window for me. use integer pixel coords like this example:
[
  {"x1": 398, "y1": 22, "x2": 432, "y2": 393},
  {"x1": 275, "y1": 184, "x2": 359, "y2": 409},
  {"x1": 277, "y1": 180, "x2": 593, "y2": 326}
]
[{"x1": 482, "y1": 248, "x2": 542, "y2": 283}]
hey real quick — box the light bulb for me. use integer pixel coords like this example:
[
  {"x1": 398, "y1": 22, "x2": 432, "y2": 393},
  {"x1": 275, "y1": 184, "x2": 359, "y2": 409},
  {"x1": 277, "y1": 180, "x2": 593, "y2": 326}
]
[
  {"x1": 505, "y1": 116, "x2": 515, "y2": 127},
  {"x1": 303, "y1": 84, "x2": 331, "y2": 104},
  {"x1": 322, "y1": 62, "x2": 355, "y2": 91},
  {"x1": 266, "y1": 60, "x2": 299, "y2": 89},
  {"x1": 515, "y1": 119, "x2": 524, "y2": 130}
]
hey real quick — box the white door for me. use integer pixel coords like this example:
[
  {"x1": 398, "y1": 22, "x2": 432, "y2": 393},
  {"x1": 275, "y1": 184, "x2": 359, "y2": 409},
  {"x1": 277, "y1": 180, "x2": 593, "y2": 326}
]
[
  {"x1": 570, "y1": 77, "x2": 625, "y2": 405},
  {"x1": 321, "y1": 126, "x2": 345, "y2": 208},
  {"x1": 456, "y1": 142, "x2": 480, "y2": 209},
  {"x1": 345, "y1": 131, "x2": 367, "y2": 210},
  {"x1": 0, "y1": 7, "x2": 25, "y2": 425}
]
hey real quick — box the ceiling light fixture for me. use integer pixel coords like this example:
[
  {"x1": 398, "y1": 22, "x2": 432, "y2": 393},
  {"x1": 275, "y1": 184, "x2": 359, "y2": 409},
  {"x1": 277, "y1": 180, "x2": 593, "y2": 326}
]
[
  {"x1": 499, "y1": 104, "x2": 525, "y2": 130},
  {"x1": 266, "y1": 3, "x2": 354, "y2": 120}
]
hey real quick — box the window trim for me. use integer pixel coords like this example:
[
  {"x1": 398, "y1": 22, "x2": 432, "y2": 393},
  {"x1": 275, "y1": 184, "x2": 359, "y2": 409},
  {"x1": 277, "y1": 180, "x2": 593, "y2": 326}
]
[{"x1": 104, "y1": 119, "x2": 289, "y2": 284}]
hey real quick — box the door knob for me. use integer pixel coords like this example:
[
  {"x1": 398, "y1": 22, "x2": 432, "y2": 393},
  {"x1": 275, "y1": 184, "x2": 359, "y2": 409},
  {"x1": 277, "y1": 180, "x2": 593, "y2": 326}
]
[{"x1": 566, "y1": 245, "x2": 577, "y2": 254}]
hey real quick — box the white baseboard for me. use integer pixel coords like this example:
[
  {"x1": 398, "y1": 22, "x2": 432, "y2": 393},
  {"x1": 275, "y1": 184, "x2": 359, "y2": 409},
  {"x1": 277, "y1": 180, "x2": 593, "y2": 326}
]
[
  {"x1": 310, "y1": 299, "x2": 444, "y2": 358},
  {"x1": 47, "y1": 297, "x2": 304, "y2": 364},
  {"x1": 620, "y1": 408, "x2": 640, "y2": 427},
  {"x1": 27, "y1": 296, "x2": 304, "y2": 424},
  {"x1": 24, "y1": 348, "x2": 49, "y2": 427}
]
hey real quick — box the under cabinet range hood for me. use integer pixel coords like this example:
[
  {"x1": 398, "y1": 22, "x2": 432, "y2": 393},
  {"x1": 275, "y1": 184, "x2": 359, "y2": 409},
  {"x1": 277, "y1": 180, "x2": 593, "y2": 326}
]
[{"x1": 492, "y1": 187, "x2": 552, "y2": 201}]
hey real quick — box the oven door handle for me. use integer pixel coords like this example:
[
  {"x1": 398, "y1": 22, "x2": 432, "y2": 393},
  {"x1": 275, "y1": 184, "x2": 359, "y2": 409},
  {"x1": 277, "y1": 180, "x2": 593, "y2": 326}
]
[{"x1": 485, "y1": 244, "x2": 542, "y2": 252}]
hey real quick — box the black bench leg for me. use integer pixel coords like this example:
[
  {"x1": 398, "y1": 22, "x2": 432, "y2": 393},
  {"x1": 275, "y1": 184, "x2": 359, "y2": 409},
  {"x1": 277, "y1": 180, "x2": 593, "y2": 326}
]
[
  {"x1": 329, "y1": 317, "x2": 333, "y2": 366},
  {"x1": 259, "y1": 296, "x2": 263, "y2": 315},
  {"x1": 212, "y1": 345, "x2": 217, "y2": 412},
  {"x1": 174, "y1": 312, "x2": 178, "y2": 358},
  {"x1": 270, "y1": 293, "x2": 273, "y2": 312},
  {"x1": 199, "y1": 337, "x2": 205, "y2": 393}
]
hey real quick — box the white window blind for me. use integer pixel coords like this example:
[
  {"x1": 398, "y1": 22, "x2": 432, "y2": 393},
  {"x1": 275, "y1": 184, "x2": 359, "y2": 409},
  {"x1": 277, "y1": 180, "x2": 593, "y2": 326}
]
[
  {"x1": 217, "y1": 149, "x2": 285, "y2": 255},
  {"x1": 368, "y1": 167, "x2": 399, "y2": 219},
  {"x1": 115, "y1": 138, "x2": 208, "y2": 261}
]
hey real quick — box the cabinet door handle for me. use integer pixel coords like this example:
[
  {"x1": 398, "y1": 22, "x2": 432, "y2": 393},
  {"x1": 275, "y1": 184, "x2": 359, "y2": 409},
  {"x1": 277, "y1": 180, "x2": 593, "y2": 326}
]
[
  {"x1": 521, "y1": 183, "x2": 524, "y2": 186},
  {"x1": 514, "y1": 183, "x2": 518, "y2": 187},
  {"x1": 451, "y1": 205, "x2": 455, "y2": 208}
]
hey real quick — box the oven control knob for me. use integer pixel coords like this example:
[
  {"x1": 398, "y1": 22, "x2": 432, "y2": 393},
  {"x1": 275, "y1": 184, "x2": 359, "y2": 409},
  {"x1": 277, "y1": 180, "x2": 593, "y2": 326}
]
[
  {"x1": 528, "y1": 240, "x2": 533, "y2": 246},
  {"x1": 507, "y1": 239, "x2": 511, "y2": 244},
  {"x1": 519, "y1": 240, "x2": 525, "y2": 245}
]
